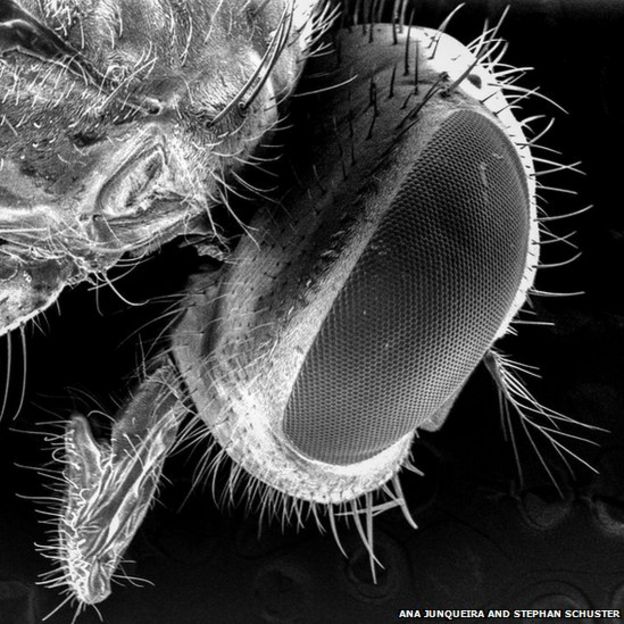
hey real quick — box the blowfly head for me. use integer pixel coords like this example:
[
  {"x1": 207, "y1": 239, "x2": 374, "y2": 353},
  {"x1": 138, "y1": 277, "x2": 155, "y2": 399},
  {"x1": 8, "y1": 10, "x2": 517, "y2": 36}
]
[{"x1": 174, "y1": 21, "x2": 539, "y2": 510}]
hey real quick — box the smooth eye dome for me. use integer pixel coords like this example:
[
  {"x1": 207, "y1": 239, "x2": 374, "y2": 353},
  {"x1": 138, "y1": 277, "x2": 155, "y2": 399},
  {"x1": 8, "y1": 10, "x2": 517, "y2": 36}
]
[{"x1": 283, "y1": 109, "x2": 529, "y2": 465}]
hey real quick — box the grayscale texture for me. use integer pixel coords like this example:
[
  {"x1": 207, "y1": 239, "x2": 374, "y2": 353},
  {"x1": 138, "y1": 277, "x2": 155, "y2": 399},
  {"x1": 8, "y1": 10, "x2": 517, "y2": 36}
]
[{"x1": 284, "y1": 109, "x2": 530, "y2": 464}]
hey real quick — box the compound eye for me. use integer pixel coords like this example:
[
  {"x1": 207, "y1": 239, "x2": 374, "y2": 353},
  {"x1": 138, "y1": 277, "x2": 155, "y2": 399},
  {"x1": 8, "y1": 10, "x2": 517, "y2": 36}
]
[{"x1": 282, "y1": 110, "x2": 530, "y2": 465}]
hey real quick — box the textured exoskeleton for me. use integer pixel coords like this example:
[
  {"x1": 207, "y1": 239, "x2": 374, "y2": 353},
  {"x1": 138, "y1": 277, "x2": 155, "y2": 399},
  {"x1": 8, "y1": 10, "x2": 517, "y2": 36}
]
[
  {"x1": 0, "y1": 0, "x2": 326, "y2": 334},
  {"x1": 0, "y1": 2, "x2": 598, "y2": 620}
]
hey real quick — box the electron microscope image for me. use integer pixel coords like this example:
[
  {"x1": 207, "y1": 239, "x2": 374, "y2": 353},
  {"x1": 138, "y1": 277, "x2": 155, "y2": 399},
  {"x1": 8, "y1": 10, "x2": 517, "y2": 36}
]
[{"x1": 0, "y1": 1, "x2": 623, "y2": 623}]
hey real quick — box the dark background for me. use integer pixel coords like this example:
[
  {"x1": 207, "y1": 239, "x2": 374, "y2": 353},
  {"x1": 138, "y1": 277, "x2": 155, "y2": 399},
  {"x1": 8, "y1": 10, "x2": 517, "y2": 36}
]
[{"x1": 2, "y1": 1, "x2": 624, "y2": 622}]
